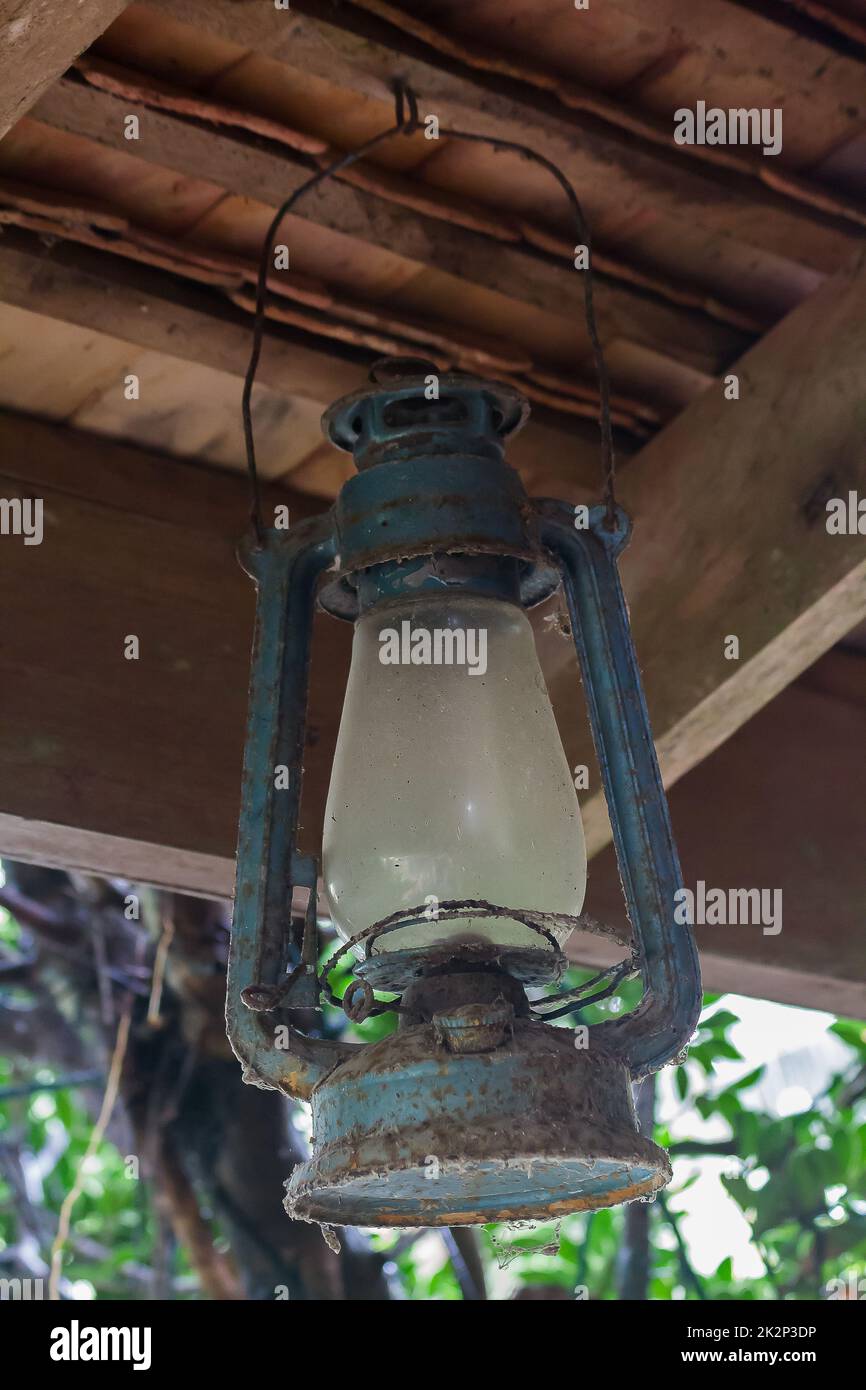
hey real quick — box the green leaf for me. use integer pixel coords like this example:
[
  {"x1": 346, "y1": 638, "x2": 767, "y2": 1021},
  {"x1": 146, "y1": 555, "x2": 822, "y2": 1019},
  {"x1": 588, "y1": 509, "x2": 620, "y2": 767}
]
[
  {"x1": 720, "y1": 1065, "x2": 765, "y2": 1096},
  {"x1": 830, "y1": 1020, "x2": 866, "y2": 1051},
  {"x1": 703, "y1": 1009, "x2": 741, "y2": 1033}
]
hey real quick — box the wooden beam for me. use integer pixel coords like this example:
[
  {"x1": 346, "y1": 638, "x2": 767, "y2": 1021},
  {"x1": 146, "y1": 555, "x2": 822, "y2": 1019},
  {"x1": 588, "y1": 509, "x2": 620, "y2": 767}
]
[
  {"x1": 537, "y1": 248, "x2": 866, "y2": 856},
  {"x1": 310, "y1": 0, "x2": 866, "y2": 231},
  {"x1": 0, "y1": 172, "x2": 662, "y2": 435},
  {"x1": 150, "y1": 0, "x2": 864, "y2": 277},
  {"x1": 29, "y1": 74, "x2": 749, "y2": 377},
  {"x1": 0, "y1": 0, "x2": 128, "y2": 137},
  {"x1": 0, "y1": 228, "x2": 608, "y2": 492},
  {"x1": 575, "y1": 650, "x2": 866, "y2": 1017},
  {"x1": 0, "y1": 410, "x2": 347, "y2": 896},
  {"x1": 0, "y1": 229, "x2": 363, "y2": 405}
]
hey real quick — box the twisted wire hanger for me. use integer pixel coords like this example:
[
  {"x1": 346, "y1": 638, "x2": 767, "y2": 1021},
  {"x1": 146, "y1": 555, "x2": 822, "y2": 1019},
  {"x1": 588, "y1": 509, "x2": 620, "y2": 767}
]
[{"x1": 242, "y1": 80, "x2": 618, "y2": 545}]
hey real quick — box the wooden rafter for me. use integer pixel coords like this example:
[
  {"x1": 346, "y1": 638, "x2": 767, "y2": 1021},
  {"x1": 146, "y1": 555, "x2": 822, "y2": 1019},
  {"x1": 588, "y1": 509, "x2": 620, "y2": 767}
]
[
  {"x1": 147, "y1": 0, "x2": 865, "y2": 281},
  {"x1": 0, "y1": 0, "x2": 129, "y2": 137},
  {"x1": 35, "y1": 61, "x2": 761, "y2": 358},
  {"x1": 0, "y1": 227, "x2": 614, "y2": 493}
]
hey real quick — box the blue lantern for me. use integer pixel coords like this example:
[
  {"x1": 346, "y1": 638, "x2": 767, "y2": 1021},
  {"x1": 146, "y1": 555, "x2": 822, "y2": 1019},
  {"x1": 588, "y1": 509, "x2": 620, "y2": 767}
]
[{"x1": 228, "y1": 357, "x2": 700, "y2": 1228}]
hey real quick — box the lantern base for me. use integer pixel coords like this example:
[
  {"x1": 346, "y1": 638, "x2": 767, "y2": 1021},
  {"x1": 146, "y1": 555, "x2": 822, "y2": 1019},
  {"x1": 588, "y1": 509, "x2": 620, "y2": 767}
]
[{"x1": 284, "y1": 1016, "x2": 669, "y2": 1229}]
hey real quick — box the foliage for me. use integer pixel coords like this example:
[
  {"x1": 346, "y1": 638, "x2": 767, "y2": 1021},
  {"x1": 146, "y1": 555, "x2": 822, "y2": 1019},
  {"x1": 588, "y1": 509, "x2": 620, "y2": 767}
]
[{"x1": 0, "y1": 1055, "x2": 158, "y2": 1298}]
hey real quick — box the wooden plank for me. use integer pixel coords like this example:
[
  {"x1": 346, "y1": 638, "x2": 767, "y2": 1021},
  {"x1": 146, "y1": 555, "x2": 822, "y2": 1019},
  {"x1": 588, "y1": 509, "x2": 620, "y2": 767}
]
[
  {"x1": 0, "y1": 410, "x2": 348, "y2": 890},
  {"x1": 3, "y1": 238, "x2": 865, "y2": 857},
  {"x1": 149, "y1": 0, "x2": 865, "y2": 279},
  {"x1": 0, "y1": 814, "x2": 235, "y2": 898},
  {"x1": 0, "y1": 157, "x2": 660, "y2": 431},
  {"x1": 539, "y1": 249, "x2": 866, "y2": 856},
  {"x1": 0, "y1": 407, "x2": 327, "y2": 532},
  {"x1": 0, "y1": 229, "x2": 363, "y2": 405},
  {"x1": 0, "y1": 302, "x2": 327, "y2": 482},
  {"x1": 399, "y1": 0, "x2": 866, "y2": 173},
  {"x1": 0, "y1": 228, "x2": 610, "y2": 490},
  {"x1": 576, "y1": 651, "x2": 866, "y2": 1017},
  {"x1": 0, "y1": 0, "x2": 128, "y2": 137},
  {"x1": 30, "y1": 75, "x2": 750, "y2": 377}
]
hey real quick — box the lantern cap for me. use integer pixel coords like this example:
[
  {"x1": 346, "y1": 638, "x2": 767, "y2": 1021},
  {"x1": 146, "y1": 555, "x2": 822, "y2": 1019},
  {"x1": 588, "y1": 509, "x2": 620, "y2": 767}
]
[
  {"x1": 317, "y1": 358, "x2": 559, "y2": 619},
  {"x1": 322, "y1": 356, "x2": 529, "y2": 470}
]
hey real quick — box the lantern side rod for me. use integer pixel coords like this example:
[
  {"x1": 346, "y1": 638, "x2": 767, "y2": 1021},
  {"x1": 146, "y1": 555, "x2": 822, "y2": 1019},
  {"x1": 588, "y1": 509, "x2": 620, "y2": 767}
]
[
  {"x1": 229, "y1": 514, "x2": 357, "y2": 1100},
  {"x1": 537, "y1": 501, "x2": 701, "y2": 1077}
]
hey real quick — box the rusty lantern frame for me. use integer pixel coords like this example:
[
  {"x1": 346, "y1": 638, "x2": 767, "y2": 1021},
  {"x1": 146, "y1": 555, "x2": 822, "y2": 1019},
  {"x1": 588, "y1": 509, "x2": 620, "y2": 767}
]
[{"x1": 227, "y1": 361, "x2": 701, "y2": 1228}]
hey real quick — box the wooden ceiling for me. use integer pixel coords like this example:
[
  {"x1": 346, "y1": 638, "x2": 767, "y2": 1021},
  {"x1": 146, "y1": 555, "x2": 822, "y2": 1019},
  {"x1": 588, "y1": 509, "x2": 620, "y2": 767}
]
[{"x1": 2, "y1": 0, "x2": 865, "y2": 500}]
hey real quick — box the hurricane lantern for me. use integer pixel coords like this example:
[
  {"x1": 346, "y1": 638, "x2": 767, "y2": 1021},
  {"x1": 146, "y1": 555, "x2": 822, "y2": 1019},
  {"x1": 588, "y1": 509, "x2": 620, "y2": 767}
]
[{"x1": 228, "y1": 356, "x2": 701, "y2": 1229}]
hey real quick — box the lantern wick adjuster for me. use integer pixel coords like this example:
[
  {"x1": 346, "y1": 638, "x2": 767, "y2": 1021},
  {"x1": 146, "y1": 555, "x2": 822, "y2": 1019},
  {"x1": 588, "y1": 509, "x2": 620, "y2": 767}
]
[{"x1": 342, "y1": 978, "x2": 375, "y2": 1023}]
